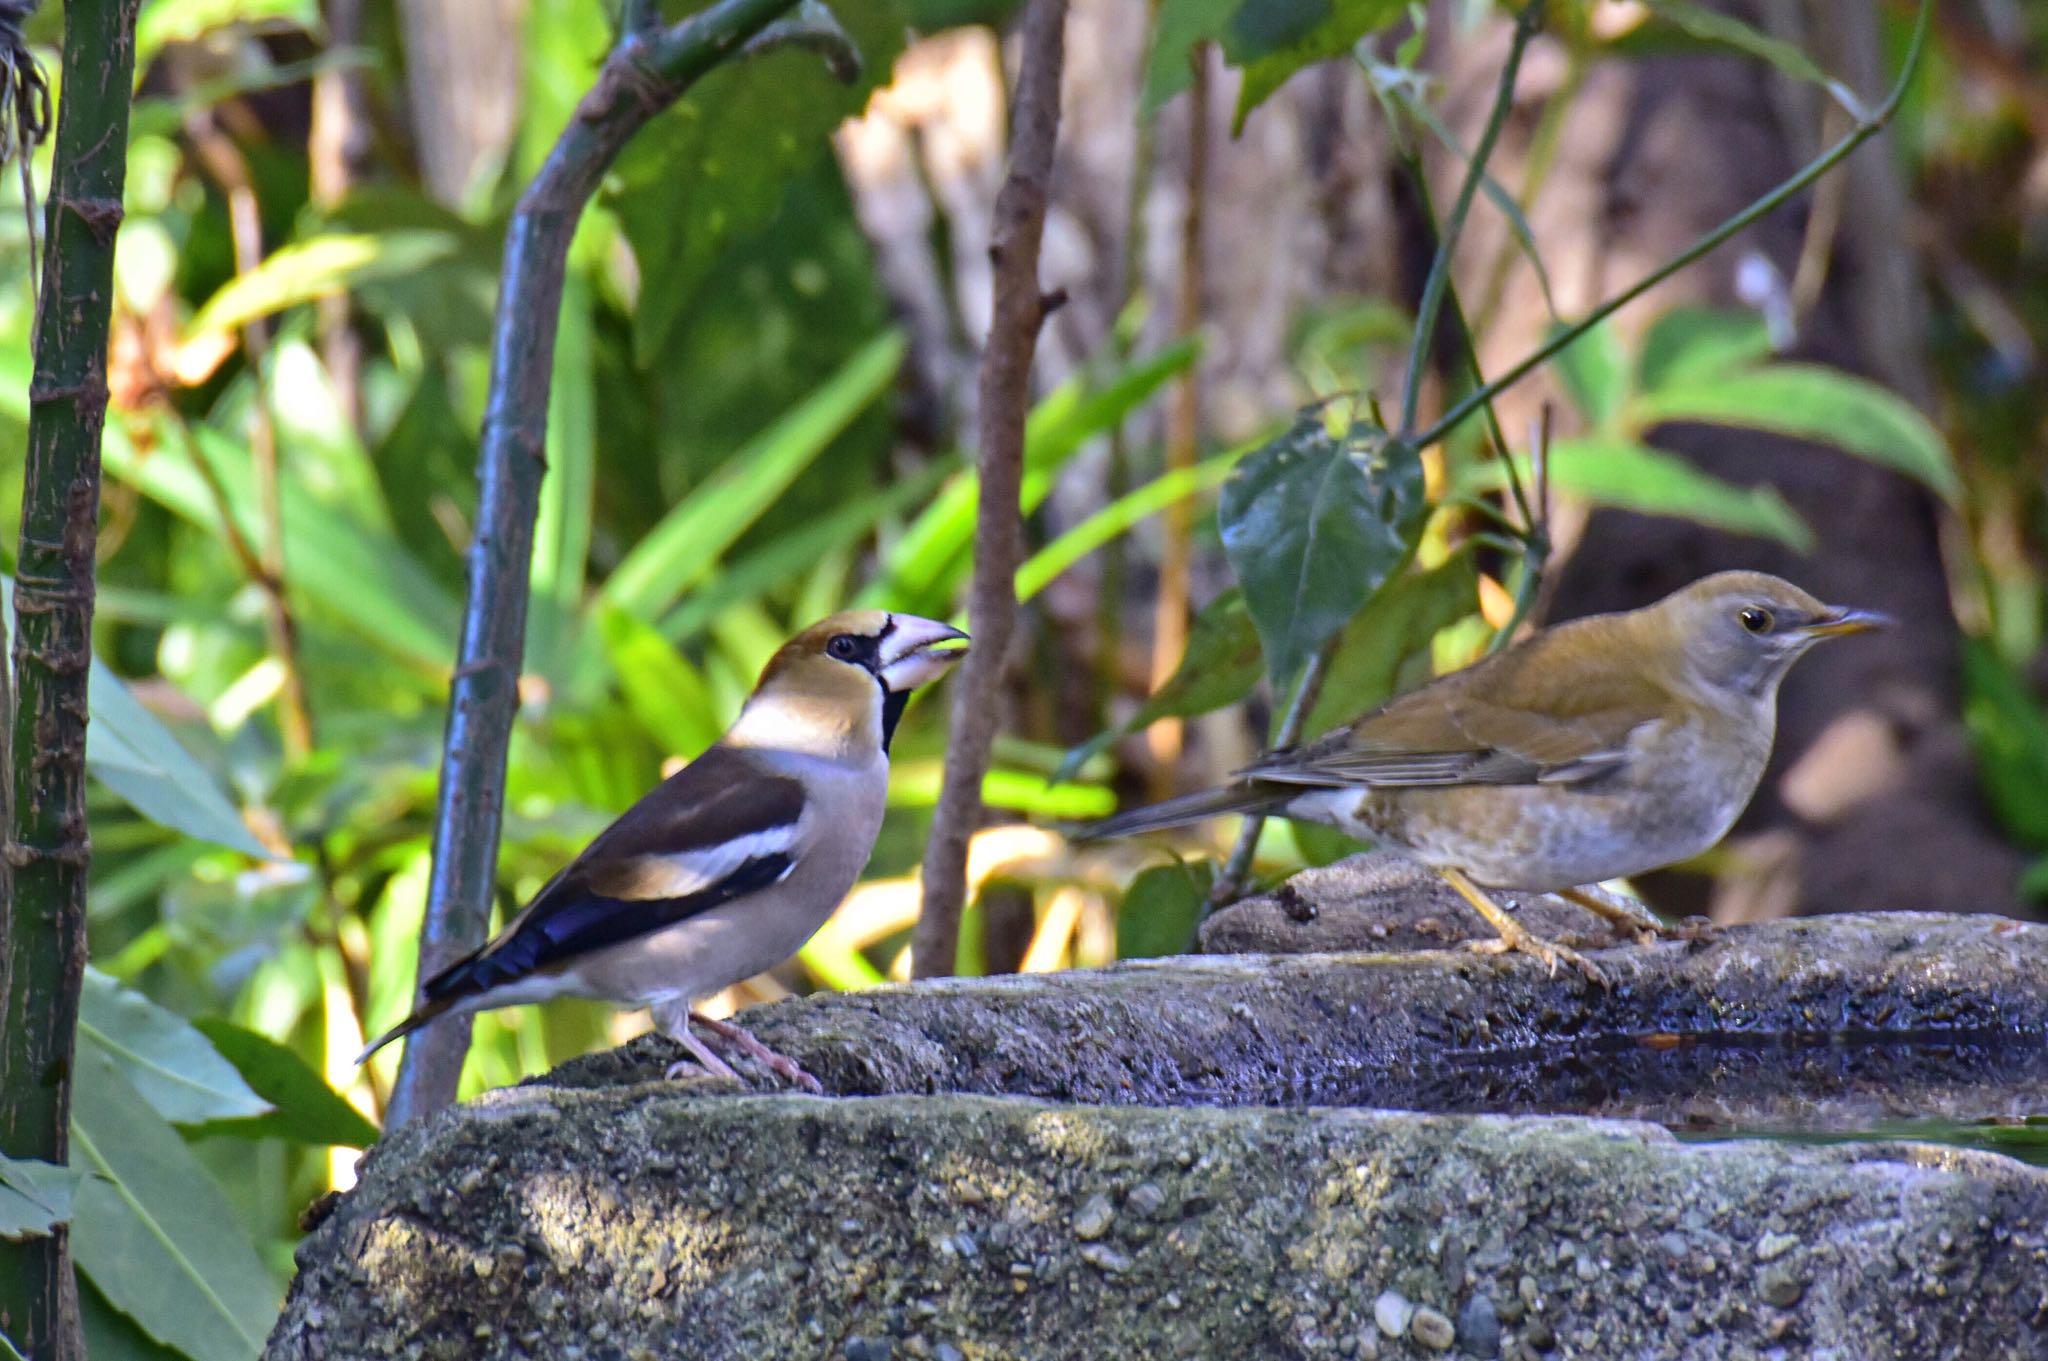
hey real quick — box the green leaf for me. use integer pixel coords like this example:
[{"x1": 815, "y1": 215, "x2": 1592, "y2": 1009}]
[
  {"x1": 1465, "y1": 438, "x2": 1813, "y2": 550},
  {"x1": 1219, "y1": 414, "x2": 1426, "y2": 689},
  {"x1": 1642, "y1": 0, "x2": 1863, "y2": 117},
  {"x1": 1636, "y1": 307, "x2": 1773, "y2": 391},
  {"x1": 70, "y1": 1051, "x2": 282, "y2": 1361},
  {"x1": 1548, "y1": 320, "x2": 1629, "y2": 429},
  {"x1": 1629, "y1": 365, "x2": 1961, "y2": 503},
  {"x1": 1054, "y1": 588, "x2": 1265, "y2": 782},
  {"x1": 1962, "y1": 640, "x2": 2048, "y2": 850},
  {"x1": 1141, "y1": 0, "x2": 1237, "y2": 113},
  {"x1": 0, "y1": 1155, "x2": 84, "y2": 1240},
  {"x1": 185, "y1": 232, "x2": 456, "y2": 342},
  {"x1": 599, "y1": 607, "x2": 728, "y2": 759},
  {"x1": 1304, "y1": 553, "x2": 1479, "y2": 736},
  {"x1": 864, "y1": 339, "x2": 1200, "y2": 613},
  {"x1": 185, "y1": 1019, "x2": 381, "y2": 1148},
  {"x1": 599, "y1": 331, "x2": 907, "y2": 621},
  {"x1": 84, "y1": 656, "x2": 274, "y2": 859},
  {"x1": 887, "y1": 763, "x2": 1114, "y2": 819},
  {"x1": 77, "y1": 970, "x2": 271, "y2": 1127},
  {"x1": 1016, "y1": 447, "x2": 1242, "y2": 605},
  {"x1": 0, "y1": 1327, "x2": 22, "y2": 1361},
  {"x1": 528, "y1": 273, "x2": 598, "y2": 682},
  {"x1": 1117, "y1": 860, "x2": 1214, "y2": 959},
  {"x1": 614, "y1": 0, "x2": 908, "y2": 361},
  {"x1": 79, "y1": 1273, "x2": 193, "y2": 1361},
  {"x1": 1232, "y1": 0, "x2": 1408, "y2": 129}
]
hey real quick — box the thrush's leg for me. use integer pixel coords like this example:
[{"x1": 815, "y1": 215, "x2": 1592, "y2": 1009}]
[
  {"x1": 1440, "y1": 867, "x2": 1607, "y2": 985},
  {"x1": 1557, "y1": 884, "x2": 1681, "y2": 943},
  {"x1": 690, "y1": 1012, "x2": 824, "y2": 1095},
  {"x1": 657, "y1": 1011, "x2": 743, "y2": 1084}
]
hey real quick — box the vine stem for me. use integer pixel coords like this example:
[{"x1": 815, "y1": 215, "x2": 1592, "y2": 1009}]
[{"x1": 1414, "y1": 0, "x2": 1934, "y2": 452}]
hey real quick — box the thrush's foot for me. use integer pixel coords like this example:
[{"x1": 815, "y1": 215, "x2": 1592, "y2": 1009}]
[
  {"x1": 1558, "y1": 884, "x2": 1682, "y2": 945},
  {"x1": 691, "y1": 1012, "x2": 824, "y2": 1095},
  {"x1": 1439, "y1": 867, "x2": 1609, "y2": 986}
]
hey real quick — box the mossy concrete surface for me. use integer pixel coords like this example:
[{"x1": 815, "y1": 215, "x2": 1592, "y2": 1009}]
[{"x1": 273, "y1": 879, "x2": 2048, "y2": 1360}]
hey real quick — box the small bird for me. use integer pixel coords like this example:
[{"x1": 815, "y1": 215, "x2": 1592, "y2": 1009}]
[
  {"x1": 359, "y1": 611, "x2": 969, "y2": 1088},
  {"x1": 1087, "y1": 572, "x2": 1884, "y2": 979}
]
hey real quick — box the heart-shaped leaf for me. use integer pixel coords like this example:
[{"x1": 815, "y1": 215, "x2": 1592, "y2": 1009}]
[{"x1": 1219, "y1": 413, "x2": 1426, "y2": 691}]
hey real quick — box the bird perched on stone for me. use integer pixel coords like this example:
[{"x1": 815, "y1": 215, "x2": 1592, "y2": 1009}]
[
  {"x1": 1086, "y1": 572, "x2": 1884, "y2": 980},
  {"x1": 359, "y1": 611, "x2": 969, "y2": 1089}
]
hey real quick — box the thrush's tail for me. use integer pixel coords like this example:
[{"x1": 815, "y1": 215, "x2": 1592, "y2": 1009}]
[{"x1": 1077, "y1": 783, "x2": 1288, "y2": 840}]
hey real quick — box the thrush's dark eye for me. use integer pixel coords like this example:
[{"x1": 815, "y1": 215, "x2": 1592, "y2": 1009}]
[
  {"x1": 827, "y1": 634, "x2": 862, "y2": 661},
  {"x1": 1739, "y1": 607, "x2": 1773, "y2": 634}
]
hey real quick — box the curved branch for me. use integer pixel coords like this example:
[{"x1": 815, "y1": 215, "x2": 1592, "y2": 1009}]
[{"x1": 387, "y1": 0, "x2": 809, "y2": 1129}]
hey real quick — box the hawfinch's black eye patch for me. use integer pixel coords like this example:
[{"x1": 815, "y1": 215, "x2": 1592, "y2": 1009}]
[{"x1": 827, "y1": 633, "x2": 880, "y2": 668}]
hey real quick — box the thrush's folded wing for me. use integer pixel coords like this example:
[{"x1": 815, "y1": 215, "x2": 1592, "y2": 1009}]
[
  {"x1": 1240, "y1": 624, "x2": 1675, "y2": 790},
  {"x1": 423, "y1": 746, "x2": 807, "y2": 1005}
]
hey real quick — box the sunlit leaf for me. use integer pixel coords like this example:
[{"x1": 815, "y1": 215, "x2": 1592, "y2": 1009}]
[
  {"x1": 1465, "y1": 438, "x2": 1813, "y2": 550},
  {"x1": 1303, "y1": 553, "x2": 1479, "y2": 736},
  {"x1": 1630, "y1": 365, "x2": 1961, "y2": 503},
  {"x1": 1141, "y1": 0, "x2": 1236, "y2": 113},
  {"x1": 84, "y1": 657, "x2": 274, "y2": 859},
  {"x1": 185, "y1": 232, "x2": 456, "y2": 343},
  {"x1": 600, "y1": 332, "x2": 907, "y2": 621},
  {"x1": 0, "y1": 1155, "x2": 83, "y2": 1241},
  {"x1": 1016, "y1": 447, "x2": 1242, "y2": 605},
  {"x1": 599, "y1": 606, "x2": 727, "y2": 759},
  {"x1": 1962, "y1": 640, "x2": 2048, "y2": 850},
  {"x1": 1635, "y1": 307, "x2": 1773, "y2": 391},
  {"x1": 1055, "y1": 588, "x2": 1265, "y2": 782},
  {"x1": 1117, "y1": 860, "x2": 1214, "y2": 959},
  {"x1": 888, "y1": 762, "x2": 1115, "y2": 819},
  {"x1": 528, "y1": 273, "x2": 598, "y2": 683},
  {"x1": 69, "y1": 1052, "x2": 282, "y2": 1361},
  {"x1": 185, "y1": 1019, "x2": 381, "y2": 1148},
  {"x1": 77, "y1": 970, "x2": 271, "y2": 1127},
  {"x1": 1219, "y1": 413, "x2": 1426, "y2": 689},
  {"x1": 1232, "y1": 0, "x2": 1408, "y2": 128},
  {"x1": 1548, "y1": 320, "x2": 1629, "y2": 429}
]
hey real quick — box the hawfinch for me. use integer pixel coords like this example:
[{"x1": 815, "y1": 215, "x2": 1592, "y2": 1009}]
[{"x1": 361, "y1": 611, "x2": 968, "y2": 1087}]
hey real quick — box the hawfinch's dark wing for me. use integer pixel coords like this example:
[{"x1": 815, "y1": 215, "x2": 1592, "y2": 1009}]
[{"x1": 360, "y1": 747, "x2": 804, "y2": 1058}]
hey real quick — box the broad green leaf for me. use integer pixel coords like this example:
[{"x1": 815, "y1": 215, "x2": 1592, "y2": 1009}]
[
  {"x1": 79, "y1": 1274, "x2": 192, "y2": 1361},
  {"x1": 84, "y1": 656, "x2": 274, "y2": 858},
  {"x1": 70, "y1": 1051, "x2": 282, "y2": 1361},
  {"x1": 185, "y1": 1019, "x2": 381, "y2": 1148},
  {"x1": 0, "y1": 1155, "x2": 84, "y2": 1240},
  {"x1": 1219, "y1": 415, "x2": 1426, "y2": 689},
  {"x1": 1630, "y1": 365, "x2": 1961, "y2": 503},
  {"x1": 1962, "y1": 640, "x2": 2048, "y2": 850},
  {"x1": 0, "y1": 1328, "x2": 21, "y2": 1361},
  {"x1": 1117, "y1": 860, "x2": 1215, "y2": 959},
  {"x1": 77, "y1": 970, "x2": 271, "y2": 1127},
  {"x1": 1643, "y1": 0, "x2": 1863, "y2": 117},
  {"x1": 600, "y1": 331, "x2": 907, "y2": 621},
  {"x1": 1304, "y1": 553, "x2": 1479, "y2": 736},
  {"x1": 1548, "y1": 320, "x2": 1629, "y2": 429},
  {"x1": 1636, "y1": 307, "x2": 1773, "y2": 391},
  {"x1": 599, "y1": 607, "x2": 727, "y2": 759},
  {"x1": 1232, "y1": 0, "x2": 1408, "y2": 129},
  {"x1": 1141, "y1": 0, "x2": 1236, "y2": 113},
  {"x1": 185, "y1": 233, "x2": 456, "y2": 342},
  {"x1": 864, "y1": 339, "x2": 1200, "y2": 613},
  {"x1": 1055, "y1": 588, "x2": 1265, "y2": 783},
  {"x1": 1466, "y1": 438, "x2": 1813, "y2": 550},
  {"x1": 614, "y1": 0, "x2": 908, "y2": 361}
]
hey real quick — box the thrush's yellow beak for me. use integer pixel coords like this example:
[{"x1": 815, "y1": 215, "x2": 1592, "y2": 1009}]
[{"x1": 1801, "y1": 606, "x2": 1890, "y2": 637}]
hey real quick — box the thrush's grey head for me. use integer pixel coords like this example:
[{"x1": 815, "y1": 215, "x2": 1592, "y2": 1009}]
[{"x1": 1654, "y1": 571, "x2": 1887, "y2": 701}]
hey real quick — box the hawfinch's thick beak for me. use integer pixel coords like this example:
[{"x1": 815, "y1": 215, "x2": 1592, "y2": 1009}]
[
  {"x1": 878, "y1": 617, "x2": 970, "y2": 692},
  {"x1": 1802, "y1": 606, "x2": 1890, "y2": 638}
]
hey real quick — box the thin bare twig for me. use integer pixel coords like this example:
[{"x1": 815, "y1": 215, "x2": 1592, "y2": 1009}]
[
  {"x1": 388, "y1": 0, "x2": 820, "y2": 1128},
  {"x1": 1206, "y1": 645, "x2": 1333, "y2": 910},
  {"x1": 912, "y1": 0, "x2": 1069, "y2": 979}
]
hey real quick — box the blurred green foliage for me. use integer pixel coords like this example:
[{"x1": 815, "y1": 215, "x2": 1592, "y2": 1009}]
[{"x1": 0, "y1": 0, "x2": 2040, "y2": 1355}]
